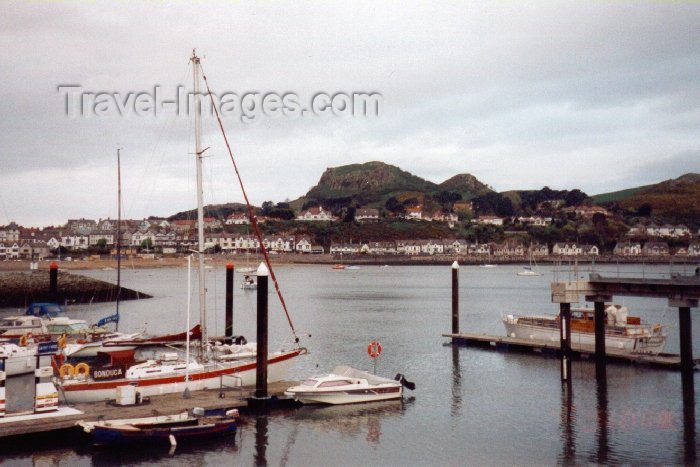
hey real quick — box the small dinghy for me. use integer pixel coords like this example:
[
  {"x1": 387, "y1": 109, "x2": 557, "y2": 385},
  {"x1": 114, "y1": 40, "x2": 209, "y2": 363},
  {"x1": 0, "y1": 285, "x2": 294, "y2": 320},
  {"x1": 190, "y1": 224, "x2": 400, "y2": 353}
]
[
  {"x1": 285, "y1": 365, "x2": 415, "y2": 405},
  {"x1": 77, "y1": 408, "x2": 238, "y2": 447}
]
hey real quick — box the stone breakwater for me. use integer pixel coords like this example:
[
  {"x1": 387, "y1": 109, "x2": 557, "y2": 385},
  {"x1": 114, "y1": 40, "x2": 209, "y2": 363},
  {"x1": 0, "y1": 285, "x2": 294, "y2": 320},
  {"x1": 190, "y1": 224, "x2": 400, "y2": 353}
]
[{"x1": 0, "y1": 270, "x2": 151, "y2": 308}]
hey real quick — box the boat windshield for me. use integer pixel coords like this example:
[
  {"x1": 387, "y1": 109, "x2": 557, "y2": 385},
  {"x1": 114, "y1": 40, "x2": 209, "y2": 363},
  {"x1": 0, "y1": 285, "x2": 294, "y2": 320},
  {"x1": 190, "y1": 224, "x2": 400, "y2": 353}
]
[{"x1": 301, "y1": 379, "x2": 319, "y2": 386}]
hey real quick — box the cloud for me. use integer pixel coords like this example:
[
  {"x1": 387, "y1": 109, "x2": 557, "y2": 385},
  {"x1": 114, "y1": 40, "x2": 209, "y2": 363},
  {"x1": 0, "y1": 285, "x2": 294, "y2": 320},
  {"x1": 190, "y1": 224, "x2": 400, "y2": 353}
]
[{"x1": 1, "y1": 1, "x2": 699, "y2": 226}]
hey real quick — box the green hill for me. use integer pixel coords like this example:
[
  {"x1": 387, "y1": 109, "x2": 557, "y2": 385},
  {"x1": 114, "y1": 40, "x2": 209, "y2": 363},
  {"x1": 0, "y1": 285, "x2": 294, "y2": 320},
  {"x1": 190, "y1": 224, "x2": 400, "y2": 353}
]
[
  {"x1": 437, "y1": 174, "x2": 492, "y2": 200},
  {"x1": 597, "y1": 173, "x2": 700, "y2": 224},
  {"x1": 298, "y1": 161, "x2": 492, "y2": 212},
  {"x1": 592, "y1": 186, "x2": 649, "y2": 204}
]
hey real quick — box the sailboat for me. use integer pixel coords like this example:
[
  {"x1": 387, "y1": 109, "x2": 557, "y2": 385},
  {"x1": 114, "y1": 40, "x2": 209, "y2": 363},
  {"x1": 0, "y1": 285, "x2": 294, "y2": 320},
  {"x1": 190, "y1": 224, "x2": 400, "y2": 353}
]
[
  {"x1": 55, "y1": 51, "x2": 305, "y2": 403},
  {"x1": 517, "y1": 248, "x2": 543, "y2": 276},
  {"x1": 96, "y1": 148, "x2": 124, "y2": 329}
]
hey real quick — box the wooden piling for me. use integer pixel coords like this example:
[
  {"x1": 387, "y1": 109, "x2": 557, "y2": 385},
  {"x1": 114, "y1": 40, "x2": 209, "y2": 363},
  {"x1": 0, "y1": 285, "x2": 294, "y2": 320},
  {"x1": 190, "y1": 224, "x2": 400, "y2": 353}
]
[
  {"x1": 678, "y1": 306, "x2": 693, "y2": 375},
  {"x1": 49, "y1": 261, "x2": 58, "y2": 301},
  {"x1": 225, "y1": 262, "x2": 234, "y2": 339},
  {"x1": 255, "y1": 262, "x2": 269, "y2": 399},
  {"x1": 451, "y1": 261, "x2": 459, "y2": 335},
  {"x1": 594, "y1": 300, "x2": 606, "y2": 380},
  {"x1": 559, "y1": 302, "x2": 572, "y2": 382}
]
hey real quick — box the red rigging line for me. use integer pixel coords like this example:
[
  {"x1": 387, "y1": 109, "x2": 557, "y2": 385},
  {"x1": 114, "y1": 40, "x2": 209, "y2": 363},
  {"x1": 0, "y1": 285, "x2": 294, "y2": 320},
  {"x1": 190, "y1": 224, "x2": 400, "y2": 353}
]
[{"x1": 198, "y1": 64, "x2": 300, "y2": 344}]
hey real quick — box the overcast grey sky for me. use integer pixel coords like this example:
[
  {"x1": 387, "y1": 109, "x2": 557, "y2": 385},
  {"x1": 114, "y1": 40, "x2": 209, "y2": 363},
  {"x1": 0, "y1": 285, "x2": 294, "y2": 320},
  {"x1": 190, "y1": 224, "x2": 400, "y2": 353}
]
[{"x1": 1, "y1": 1, "x2": 699, "y2": 227}]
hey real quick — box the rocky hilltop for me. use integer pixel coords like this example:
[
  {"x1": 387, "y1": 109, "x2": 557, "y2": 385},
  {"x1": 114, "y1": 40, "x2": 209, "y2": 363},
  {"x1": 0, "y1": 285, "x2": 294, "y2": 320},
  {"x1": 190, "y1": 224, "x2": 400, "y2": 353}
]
[{"x1": 298, "y1": 161, "x2": 493, "y2": 211}]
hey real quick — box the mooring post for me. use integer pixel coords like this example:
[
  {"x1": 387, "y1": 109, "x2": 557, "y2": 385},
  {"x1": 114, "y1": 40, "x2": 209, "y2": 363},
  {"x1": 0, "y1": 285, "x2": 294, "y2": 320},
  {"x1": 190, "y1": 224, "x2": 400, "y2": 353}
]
[
  {"x1": 451, "y1": 261, "x2": 459, "y2": 335},
  {"x1": 591, "y1": 298, "x2": 609, "y2": 381},
  {"x1": 0, "y1": 357, "x2": 5, "y2": 418},
  {"x1": 225, "y1": 262, "x2": 234, "y2": 340},
  {"x1": 559, "y1": 302, "x2": 572, "y2": 382},
  {"x1": 49, "y1": 261, "x2": 58, "y2": 301},
  {"x1": 255, "y1": 262, "x2": 269, "y2": 399},
  {"x1": 678, "y1": 306, "x2": 693, "y2": 376}
]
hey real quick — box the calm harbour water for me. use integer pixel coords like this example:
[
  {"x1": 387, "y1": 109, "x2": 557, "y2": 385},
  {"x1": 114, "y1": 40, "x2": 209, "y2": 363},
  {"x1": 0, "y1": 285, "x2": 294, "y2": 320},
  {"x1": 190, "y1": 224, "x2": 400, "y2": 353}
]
[{"x1": 1, "y1": 262, "x2": 698, "y2": 465}]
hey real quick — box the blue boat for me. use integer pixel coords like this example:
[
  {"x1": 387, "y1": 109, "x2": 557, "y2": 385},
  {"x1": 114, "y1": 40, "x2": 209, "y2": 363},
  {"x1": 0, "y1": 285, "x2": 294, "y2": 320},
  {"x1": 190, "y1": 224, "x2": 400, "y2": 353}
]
[
  {"x1": 78, "y1": 409, "x2": 238, "y2": 447},
  {"x1": 24, "y1": 303, "x2": 66, "y2": 318}
]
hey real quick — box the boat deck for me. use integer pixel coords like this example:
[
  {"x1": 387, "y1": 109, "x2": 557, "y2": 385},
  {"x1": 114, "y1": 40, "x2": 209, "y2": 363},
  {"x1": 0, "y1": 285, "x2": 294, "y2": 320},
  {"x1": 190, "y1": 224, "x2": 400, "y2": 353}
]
[
  {"x1": 0, "y1": 380, "x2": 295, "y2": 439},
  {"x1": 443, "y1": 332, "x2": 699, "y2": 369}
]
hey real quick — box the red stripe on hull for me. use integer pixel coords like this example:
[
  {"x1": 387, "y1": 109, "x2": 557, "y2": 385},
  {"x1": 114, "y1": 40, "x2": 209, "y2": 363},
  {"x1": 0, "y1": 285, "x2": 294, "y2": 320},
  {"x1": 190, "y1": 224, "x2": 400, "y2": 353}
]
[{"x1": 62, "y1": 349, "x2": 303, "y2": 392}]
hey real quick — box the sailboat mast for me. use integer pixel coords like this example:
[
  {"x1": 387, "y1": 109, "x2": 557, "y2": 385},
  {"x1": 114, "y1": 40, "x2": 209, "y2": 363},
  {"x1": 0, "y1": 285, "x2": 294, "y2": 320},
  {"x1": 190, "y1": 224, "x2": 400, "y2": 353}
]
[
  {"x1": 116, "y1": 148, "x2": 122, "y2": 332},
  {"x1": 191, "y1": 50, "x2": 208, "y2": 357}
]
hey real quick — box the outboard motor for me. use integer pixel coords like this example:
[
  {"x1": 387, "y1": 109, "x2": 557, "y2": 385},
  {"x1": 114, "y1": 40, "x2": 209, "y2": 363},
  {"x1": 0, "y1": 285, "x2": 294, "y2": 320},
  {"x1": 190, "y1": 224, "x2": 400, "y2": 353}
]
[{"x1": 394, "y1": 373, "x2": 416, "y2": 391}]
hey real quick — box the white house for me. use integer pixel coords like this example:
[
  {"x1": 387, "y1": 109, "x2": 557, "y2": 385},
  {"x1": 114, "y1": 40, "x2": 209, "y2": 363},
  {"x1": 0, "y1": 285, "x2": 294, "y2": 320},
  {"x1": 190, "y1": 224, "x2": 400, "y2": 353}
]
[
  {"x1": 396, "y1": 240, "x2": 421, "y2": 255},
  {"x1": 493, "y1": 243, "x2": 525, "y2": 257},
  {"x1": 419, "y1": 239, "x2": 444, "y2": 255},
  {"x1": 517, "y1": 216, "x2": 552, "y2": 227},
  {"x1": 475, "y1": 216, "x2": 504, "y2": 226},
  {"x1": 445, "y1": 239, "x2": 468, "y2": 255},
  {"x1": 361, "y1": 241, "x2": 397, "y2": 255},
  {"x1": 264, "y1": 236, "x2": 295, "y2": 252},
  {"x1": 89, "y1": 231, "x2": 115, "y2": 247},
  {"x1": 296, "y1": 207, "x2": 335, "y2": 222},
  {"x1": 234, "y1": 235, "x2": 260, "y2": 251},
  {"x1": 225, "y1": 213, "x2": 250, "y2": 225},
  {"x1": 61, "y1": 234, "x2": 89, "y2": 250},
  {"x1": 688, "y1": 242, "x2": 700, "y2": 257},
  {"x1": 552, "y1": 243, "x2": 581, "y2": 256},
  {"x1": 330, "y1": 243, "x2": 362, "y2": 254},
  {"x1": 354, "y1": 208, "x2": 379, "y2": 222},
  {"x1": 614, "y1": 241, "x2": 642, "y2": 256},
  {"x1": 295, "y1": 236, "x2": 313, "y2": 253},
  {"x1": 580, "y1": 244, "x2": 599, "y2": 256},
  {"x1": 529, "y1": 244, "x2": 549, "y2": 256},
  {"x1": 468, "y1": 243, "x2": 491, "y2": 255}
]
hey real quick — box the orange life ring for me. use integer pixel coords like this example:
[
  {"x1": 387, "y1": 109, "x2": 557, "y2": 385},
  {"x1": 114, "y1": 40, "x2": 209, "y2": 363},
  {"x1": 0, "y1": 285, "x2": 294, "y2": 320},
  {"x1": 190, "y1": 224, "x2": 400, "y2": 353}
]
[
  {"x1": 59, "y1": 363, "x2": 75, "y2": 379},
  {"x1": 367, "y1": 340, "x2": 382, "y2": 358},
  {"x1": 74, "y1": 363, "x2": 90, "y2": 378}
]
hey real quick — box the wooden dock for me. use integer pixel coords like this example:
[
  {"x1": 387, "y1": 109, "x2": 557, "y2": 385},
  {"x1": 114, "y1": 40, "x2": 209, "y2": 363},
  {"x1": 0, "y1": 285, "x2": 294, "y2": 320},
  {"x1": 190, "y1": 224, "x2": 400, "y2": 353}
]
[
  {"x1": 0, "y1": 381, "x2": 294, "y2": 439},
  {"x1": 443, "y1": 332, "x2": 699, "y2": 369}
]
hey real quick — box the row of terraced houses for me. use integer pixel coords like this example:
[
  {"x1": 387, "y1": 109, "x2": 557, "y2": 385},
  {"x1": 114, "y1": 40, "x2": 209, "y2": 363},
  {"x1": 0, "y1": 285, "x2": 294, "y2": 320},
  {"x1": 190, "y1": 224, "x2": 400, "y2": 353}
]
[{"x1": 2, "y1": 216, "x2": 700, "y2": 260}]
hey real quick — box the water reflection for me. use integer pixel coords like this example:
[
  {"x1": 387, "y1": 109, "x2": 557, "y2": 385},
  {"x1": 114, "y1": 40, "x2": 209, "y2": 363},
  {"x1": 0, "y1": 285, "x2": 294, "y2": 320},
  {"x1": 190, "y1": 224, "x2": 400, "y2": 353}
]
[
  {"x1": 558, "y1": 383, "x2": 576, "y2": 463},
  {"x1": 254, "y1": 415, "x2": 268, "y2": 466},
  {"x1": 291, "y1": 399, "x2": 409, "y2": 446},
  {"x1": 595, "y1": 378, "x2": 609, "y2": 465},
  {"x1": 681, "y1": 373, "x2": 696, "y2": 464},
  {"x1": 451, "y1": 345, "x2": 462, "y2": 417}
]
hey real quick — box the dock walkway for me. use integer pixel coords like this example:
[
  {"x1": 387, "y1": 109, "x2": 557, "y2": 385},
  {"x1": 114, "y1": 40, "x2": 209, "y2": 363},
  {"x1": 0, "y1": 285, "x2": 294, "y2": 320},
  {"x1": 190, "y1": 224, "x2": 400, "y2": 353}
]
[
  {"x1": 0, "y1": 381, "x2": 293, "y2": 439},
  {"x1": 443, "y1": 332, "x2": 699, "y2": 369}
]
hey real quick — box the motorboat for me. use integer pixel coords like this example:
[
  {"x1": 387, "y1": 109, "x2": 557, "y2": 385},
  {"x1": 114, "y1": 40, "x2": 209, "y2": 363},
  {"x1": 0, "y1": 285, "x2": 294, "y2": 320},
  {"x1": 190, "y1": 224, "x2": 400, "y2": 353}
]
[
  {"x1": 0, "y1": 342, "x2": 38, "y2": 376},
  {"x1": 241, "y1": 275, "x2": 257, "y2": 290},
  {"x1": 78, "y1": 408, "x2": 238, "y2": 446},
  {"x1": 285, "y1": 365, "x2": 415, "y2": 405},
  {"x1": 331, "y1": 264, "x2": 345, "y2": 270},
  {"x1": 502, "y1": 304, "x2": 667, "y2": 355},
  {"x1": 0, "y1": 315, "x2": 52, "y2": 342}
]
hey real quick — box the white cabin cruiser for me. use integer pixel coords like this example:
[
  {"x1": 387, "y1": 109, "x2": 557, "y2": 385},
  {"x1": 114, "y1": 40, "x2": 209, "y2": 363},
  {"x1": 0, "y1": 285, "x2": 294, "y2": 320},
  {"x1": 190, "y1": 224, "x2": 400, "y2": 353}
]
[
  {"x1": 285, "y1": 366, "x2": 415, "y2": 405},
  {"x1": 0, "y1": 343, "x2": 38, "y2": 376},
  {"x1": 502, "y1": 304, "x2": 667, "y2": 355}
]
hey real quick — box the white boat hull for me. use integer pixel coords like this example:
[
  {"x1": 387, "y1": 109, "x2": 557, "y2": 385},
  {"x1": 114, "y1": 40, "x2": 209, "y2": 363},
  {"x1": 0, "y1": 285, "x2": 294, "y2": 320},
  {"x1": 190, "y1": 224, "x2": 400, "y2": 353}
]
[
  {"x1": 502, "y1": 318, "x2": 666, "y2": 355},
  {"x1": 3, "y1": 354, "x2": 36, "y2": 376},
  {"x1": 1, "y1": 344, "x2": 38, "y2": 376},
  {"x1": 285, "y1": 387, "x2": 402, "y2": 405},
  {"x1": 57, "y1": 348, "x2": 303, "y2": 403}
]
